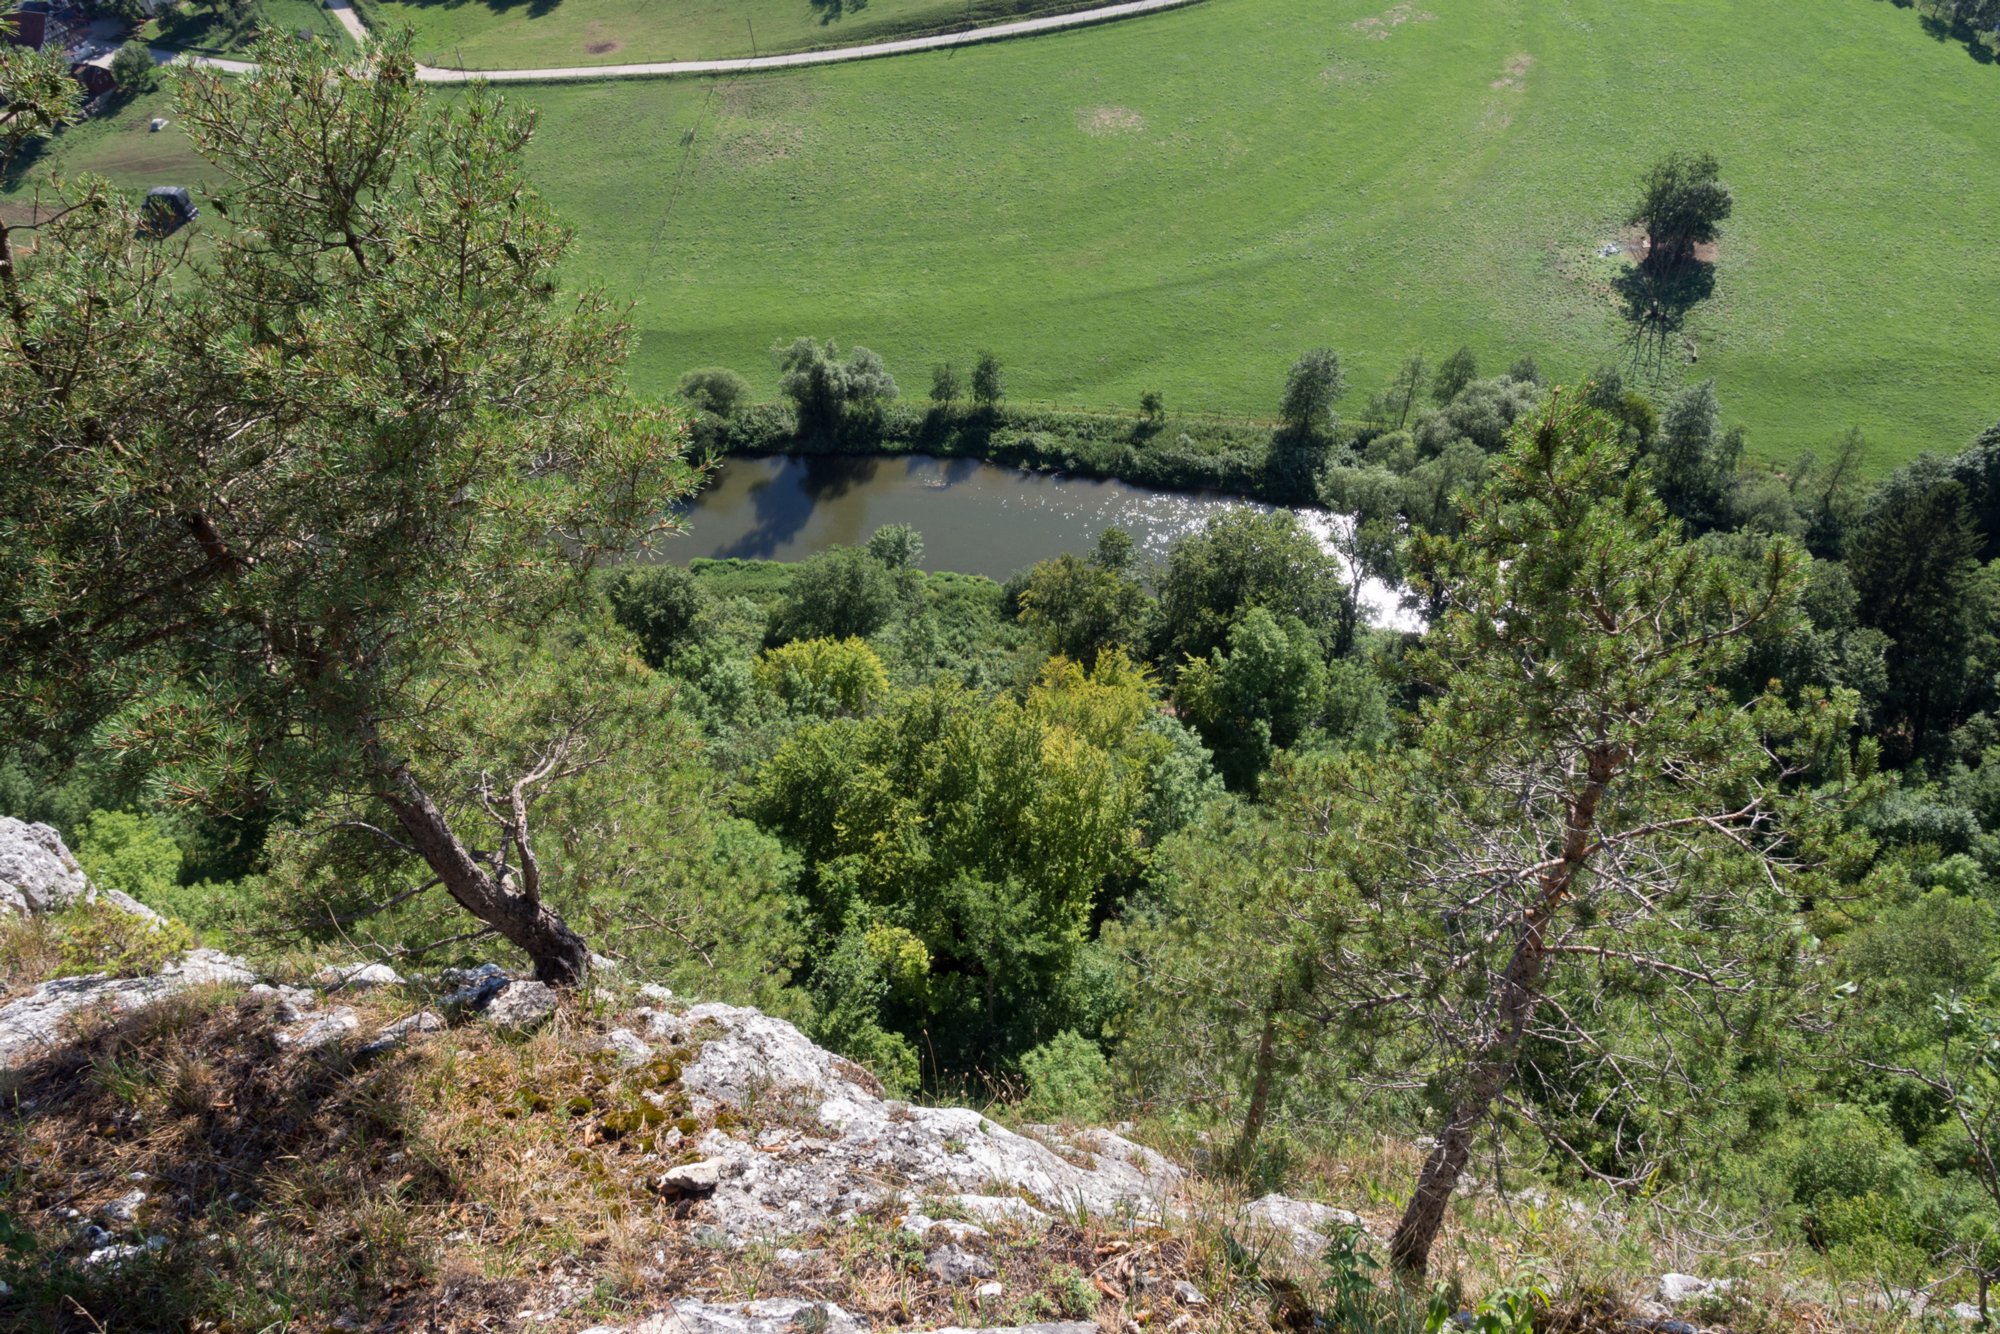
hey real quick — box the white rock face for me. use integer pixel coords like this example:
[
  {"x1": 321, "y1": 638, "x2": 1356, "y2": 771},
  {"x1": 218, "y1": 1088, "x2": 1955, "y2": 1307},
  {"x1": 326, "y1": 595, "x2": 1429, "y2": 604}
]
[
  {"x1": 1240, "y1": 1193, "x2": 1368, "y2": 1258},
  {"x1": 642, "y1": 1002, "x2": 1181, "y2": 1240},
  {"x1": 604, "y1": 1027, "x2": 654, "y2": 1067},
  {"x1": 0, "y1": 816, "x2": 91, "y2": 917},
  {"x1": 275, "y1": 1007, "x2": 360, "y2": 1051},
  {"x1": 1658, "y1": 1273, "x2": 1735, "y2": 1306},
  {"x1": 482, "y1": 980, "x2": 558, "y2": 1033},
  {"x1": 0, "y1": 948, "x2": 256, "y2": 1067}
]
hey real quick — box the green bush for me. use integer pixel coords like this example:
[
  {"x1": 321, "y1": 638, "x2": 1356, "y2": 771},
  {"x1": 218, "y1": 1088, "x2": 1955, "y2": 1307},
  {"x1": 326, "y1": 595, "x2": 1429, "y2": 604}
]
[
  {"x1": 56, "y1": 899, "x2": 195, "y2": 979},
  {"x1": 677, "y1": 366, "x2": 752, "y2": 418},
  {"x1": 605, "y1": 565, "x2": 709, "y2": 667},
  {"x1": 74, "y1": 809, "x2": 181, "y2": 903},
  {"x1": 1019, "y1": 1029, "x2": 1111, "y2": 1123}
]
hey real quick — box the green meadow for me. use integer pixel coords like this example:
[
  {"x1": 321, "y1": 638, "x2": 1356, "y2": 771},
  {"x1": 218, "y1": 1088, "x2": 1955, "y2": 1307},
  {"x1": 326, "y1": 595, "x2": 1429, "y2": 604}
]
[
  {"x1": 368, "y1": 0, "x2": 1088, "y2": 70},
  {"x1": 5, "y1": 0, "x2": 1995, "y2": 471},
  {"x1": 515, "y1": 0, "x2": 1999, "y2": 469}
]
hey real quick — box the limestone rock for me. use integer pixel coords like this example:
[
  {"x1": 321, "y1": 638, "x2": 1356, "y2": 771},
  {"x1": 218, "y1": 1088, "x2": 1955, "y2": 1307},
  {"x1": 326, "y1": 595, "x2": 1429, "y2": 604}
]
[
  {"x1": 603, "y1": 1027, "x2": 653, "y2": 1067},
  {"x1": 1657, "y1": 1273, "x2": 1734, "y2": 1307},
  {"x1": 313, "y1": 962, "x2": 405, "y2": 990},
  {"x1": 658, "y1": 1159, "x2": 724, "y2": 1196},
  {"x1": 276, "y1": 1007, "x2": 359, "y2": 1052},
  {"x1": 247, "y1": 983, "x2": 317, "y2": 1024},
  {"x1": 0, "y1": 816, "x2": 90, "y2": 917},
  {"x1": 357, "y1": 1010, "x2": 446, "y2": 1058},
  {"x1": 0, "y1": 948, "x2": 255, "y2": 1068},
  {"x1": 974, "y1": 1281, "x2": 1004, "y2": 1307},
  {"x1": 1172, "y1": 1279, "x2": 1206, "y2": 1306},
  {"x1": 1240, "y1": 1192, "x2": 1366, "y2": 1258},
  {"x1": 924, "y1": 1243, "x2": 996, "y2": 1283},
  {"x1": 643, "y1": 1002, "x2": 1181, "y2": 1241},
  {"x1": 100, "y1": 1189, "x2": 146, "y2": 1226},
  {"x1": 639, "y1": 1299, "x2": 862, "y2": 1333},
  {"x1": 484, "y1": 980, "x2": 557, "y2": 1031}
]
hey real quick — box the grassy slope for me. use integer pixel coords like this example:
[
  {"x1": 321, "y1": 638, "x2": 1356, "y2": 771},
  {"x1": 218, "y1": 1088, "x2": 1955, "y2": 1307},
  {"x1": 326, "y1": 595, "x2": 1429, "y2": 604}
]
[
  {"x1": 369, "y1": 0, "x2": 1094, "y2": 70},
  {"x1": 517, "y1": 0, "x2": 1999, "y2": 470}
]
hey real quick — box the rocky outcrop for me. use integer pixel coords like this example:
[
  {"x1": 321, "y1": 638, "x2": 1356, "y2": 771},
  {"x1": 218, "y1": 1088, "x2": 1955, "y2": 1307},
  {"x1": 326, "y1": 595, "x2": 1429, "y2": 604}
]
[
  {"x1": 0, "y1": 948, "x2": 257, "y2": 1067},
  {"x1": 0, "y1": 816, "x2": 91, "y2": 917},
  {"x1": 1240, "y1": 1191, "x2": 1368, "y2": 1257},
  {"x1": 641, "y1": 1002, "x2": 1182, "y2": 1241}
]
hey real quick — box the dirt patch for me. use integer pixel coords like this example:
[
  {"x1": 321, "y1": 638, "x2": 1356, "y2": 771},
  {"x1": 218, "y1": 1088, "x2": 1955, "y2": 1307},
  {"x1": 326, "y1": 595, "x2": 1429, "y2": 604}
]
[
  {"x1": 1078, "y1": 105, "x2": 1146, "y2": 136},
  {"x1": 1618, "y1": 224, "x2": 1719, "y2": 265},
  {"x1": 579, "y1": 20, "x2": 622, "y2": 56},
  {"x1": 1490, "y1": 52, "x2": 1533, "y2": 89},
  {"x1": 1352, "y1": 3, "x2": 1434, "y2": 39}
]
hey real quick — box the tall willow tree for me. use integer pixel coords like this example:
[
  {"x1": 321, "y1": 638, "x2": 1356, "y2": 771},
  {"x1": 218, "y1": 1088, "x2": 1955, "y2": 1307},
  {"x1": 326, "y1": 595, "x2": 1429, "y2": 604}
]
[{"x1": 0, "y1": 37, "x2": 703, "y2": 981}]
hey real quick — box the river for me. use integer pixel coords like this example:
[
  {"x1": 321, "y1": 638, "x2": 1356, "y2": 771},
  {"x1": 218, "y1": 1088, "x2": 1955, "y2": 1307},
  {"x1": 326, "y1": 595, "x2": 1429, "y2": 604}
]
[{"x1": 662, "y1": 454, "x2": 1414, "y2": 629}]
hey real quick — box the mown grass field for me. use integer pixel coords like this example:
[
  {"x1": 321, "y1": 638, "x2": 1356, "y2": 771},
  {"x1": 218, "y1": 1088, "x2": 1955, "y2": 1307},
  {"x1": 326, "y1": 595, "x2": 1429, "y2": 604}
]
[
  {"x1": 5, "y1": 0, "x2": 1994, "y2": 472},
  {"x1": 367, "y1": 0, "x2": 1090, "y2": 70},
  {"x1": 512, "y1": 0, "x2": 1998, "y2": 470}
]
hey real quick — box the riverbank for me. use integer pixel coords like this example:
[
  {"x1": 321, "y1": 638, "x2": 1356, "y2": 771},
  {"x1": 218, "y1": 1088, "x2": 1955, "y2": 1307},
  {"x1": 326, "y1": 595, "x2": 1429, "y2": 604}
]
[{"x1": 693, "y1": 401, "x2": 1329, "y2": 508}]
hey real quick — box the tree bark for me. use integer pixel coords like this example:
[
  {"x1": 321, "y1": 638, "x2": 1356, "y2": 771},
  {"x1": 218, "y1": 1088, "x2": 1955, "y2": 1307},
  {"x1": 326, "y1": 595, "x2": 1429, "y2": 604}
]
[
  {"x1": 1230, "y1": 1004, "x2": 1283, "y2": 1169},
  {"x1": 371, "y1": 751, "x2": 592, "y2": 985},
  {"x1": 1387, "y1": 745, "x2": 1618, "y2": 1276}
]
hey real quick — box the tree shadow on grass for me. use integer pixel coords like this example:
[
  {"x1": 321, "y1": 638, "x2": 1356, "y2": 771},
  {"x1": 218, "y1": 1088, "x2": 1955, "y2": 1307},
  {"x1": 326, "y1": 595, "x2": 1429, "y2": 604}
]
[
  {"x1": 1613, "y1": 258, "x2": 1716, "y2": 379},
  {"x1": 1918, "y1": 11, "x2": 1999, "y2": 64}
]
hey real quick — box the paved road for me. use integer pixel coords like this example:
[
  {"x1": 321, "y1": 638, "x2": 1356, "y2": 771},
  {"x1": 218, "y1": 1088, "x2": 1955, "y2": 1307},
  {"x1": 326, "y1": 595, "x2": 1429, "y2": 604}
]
[{"x1": 154, "y1": 0, "x2": 1198, "y2": 84}]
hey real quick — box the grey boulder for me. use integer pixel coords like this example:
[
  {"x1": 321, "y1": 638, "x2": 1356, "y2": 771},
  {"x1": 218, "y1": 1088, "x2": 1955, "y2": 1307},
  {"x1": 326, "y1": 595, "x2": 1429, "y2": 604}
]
[{"x1": 0, "y1": 816, "x2": 90, "y2": 917}]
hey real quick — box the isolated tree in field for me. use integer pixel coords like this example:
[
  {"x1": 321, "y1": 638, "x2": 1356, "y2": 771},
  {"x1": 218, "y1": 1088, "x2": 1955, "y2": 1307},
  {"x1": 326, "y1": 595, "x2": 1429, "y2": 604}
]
[
  {"x1": 1278, "y1": 348, "x2": 1346, "y2": 439},
  {"x1": 1316, "y1": 393, "x2": 1852, "y2": 1274},
  {"x1": 971, "y1": 351, "x2": 1004, "y2": 410},
  {"x1": 0, "y1": 38, "x2": 703, "y2": 983},
  {"x1": 1629, "y1": 150, "x2": 1732, "y2": 271}
]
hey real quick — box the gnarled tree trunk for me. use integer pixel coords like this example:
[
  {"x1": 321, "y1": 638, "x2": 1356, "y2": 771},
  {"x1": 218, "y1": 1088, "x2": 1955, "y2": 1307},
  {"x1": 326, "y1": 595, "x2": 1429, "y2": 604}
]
[{"x1": 1388, "y1": 746, "x2": 1617, "y2": 1276}]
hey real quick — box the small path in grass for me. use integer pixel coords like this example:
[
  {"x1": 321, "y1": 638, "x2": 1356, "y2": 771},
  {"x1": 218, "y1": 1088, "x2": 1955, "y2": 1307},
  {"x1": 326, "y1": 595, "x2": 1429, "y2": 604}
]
[{"x1": 152, "y1": 0, "x2": 1199, "y2": 83}]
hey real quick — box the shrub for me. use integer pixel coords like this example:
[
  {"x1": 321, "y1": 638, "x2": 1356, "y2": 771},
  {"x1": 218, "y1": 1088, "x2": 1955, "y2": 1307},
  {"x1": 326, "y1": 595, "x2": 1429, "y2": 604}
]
[
  {"x1": 74, "y1": 809, "x2": 181, "y2": 903},
  {"x1": 753, "y1": 636, "x2": 889, "y2": 716},
  {"x1": 676, "y1": 366, "x2": 751, "y2": 418},
  {"x1": 769, "y1": 545, "x2": 901, "y2": 643},
  {"x1": 1019, "y1": 1029, "x2": 1111, "y2": 1123},
  {"x1": 56, "y1": 898, "x2": 195, "y2": 978},
  {"x1": 864, "y1": 523, "x2": 924, "y2": 570},
  {"x1": 605, "y1": 565, "x2": 709, "y2": 667}
]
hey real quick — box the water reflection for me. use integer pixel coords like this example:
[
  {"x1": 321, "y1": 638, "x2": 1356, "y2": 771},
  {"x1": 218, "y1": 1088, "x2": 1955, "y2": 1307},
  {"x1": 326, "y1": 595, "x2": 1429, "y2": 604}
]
[{"x1": 658, "y1": 454, "x2": 1415, "y2": 629}]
